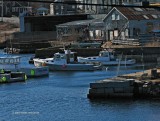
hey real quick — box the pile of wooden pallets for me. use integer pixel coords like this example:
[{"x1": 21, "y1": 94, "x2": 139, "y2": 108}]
[{"x1": 112, "y1": 39, "x2": 140, "y2": 46}]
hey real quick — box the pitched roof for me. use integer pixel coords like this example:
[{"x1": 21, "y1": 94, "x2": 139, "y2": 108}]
[
  {"x1": 37, "y1": 7, "x2": 48, "y2": 11},
  {"x1": 56, "y1": 19, "x2": 104, "y2": 27},
  {"x1": 116, "y1": 7, "x2": 160, "y2": 20}
]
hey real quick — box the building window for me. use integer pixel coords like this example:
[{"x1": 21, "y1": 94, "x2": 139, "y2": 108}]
[
  {"x1": 152, "y1": 15, "x2": 158, "y2": 19},
  {"x1": 114, "y1": 29, "x2": 118, "y2": 38},
  {"x1": 12, "y1": 8, "x2": 15, "y2": 12},
  {"x1": 72, "y1": 5, "x2": 75, "y2": 9},
  {"x1": 143, "y1": 15, "x2": 149, "y2": 19},
  {"x1": 112, "y1": 0, "x2": 116, "y2": 4},
  {"x1": 125, "y1": 29, "x2": 129, "y2": 37},
  {"x1": 116, "y1": 15, "x2": 120, "y2": 20},
  {"x1": 112, "y1": 14, "x2": 116, "y2": 20},
  {"x1": 134, "y1": 8, "x2": 143, "y2": 12},
  {"x1": 12, "y1": 2, "x2": 15, "y2": 6},
  {"x1": 112, "y1": 14, "x2": 120, "y2": 20}
]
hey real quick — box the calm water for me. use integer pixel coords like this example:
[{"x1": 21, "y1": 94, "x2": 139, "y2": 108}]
[{"x1": 0, "y1": 54, "x2": 160, "y2": 121}]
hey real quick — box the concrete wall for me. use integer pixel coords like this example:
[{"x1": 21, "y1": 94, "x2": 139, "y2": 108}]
[{"x1": 11, "y1": 31, "x2": 57, "y2": 41}]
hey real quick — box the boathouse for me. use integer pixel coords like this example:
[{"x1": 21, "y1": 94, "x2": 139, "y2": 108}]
[
  {"x1": 56, "y1": 14, "x2": 106, "y2": 42},
  {"x1": 56, "y1": 19, "x2": 105, "y2": 42},
  {"x1": 103, "y1": 7, "x2": 160, "y2": 42},
  {"x1": 5, "y1": 14, "x2": 88, "y2": 53},
  {"x1": 56, "y1": 7, "x2": 160, "y2": 44}
]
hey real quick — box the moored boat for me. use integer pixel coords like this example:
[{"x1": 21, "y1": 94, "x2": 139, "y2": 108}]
[
  {"x1": 78, "y1": 49, "x2": 136, "y2": 66},
  {"x1": 0, "y1": 56, "x2": 49, "y2": 78},
  {"x1": 33, "y1": 50, "x2": 102, "y2": 71}
]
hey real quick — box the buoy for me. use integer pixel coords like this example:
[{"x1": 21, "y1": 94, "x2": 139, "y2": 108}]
[
  {"x1": 62, "y1": 64, "x2": 67, "y2": 68},
  {"x1": 25, "y1": 74, "x2": 27, "y2": 80},
  {"x1": 42, "y1": 62, "x2": 46, "y2": 66},
  {"x1": 1, "y1": 69, "x2": 4, "y2": 73},
  {"x1": 31, "y1": 69, "x2": 35, "y2": 76},
  {"x1": 1, "y1": 76, "x2": 7, "y2": 82}
]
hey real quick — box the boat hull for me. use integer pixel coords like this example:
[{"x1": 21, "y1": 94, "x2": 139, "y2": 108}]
[
  {"x1": 47, "y1": 63, "x2": 95, "y2": 71},
  {"x1": 34, "y1": 60, "x2": 100, "y2": 71},
  {"x1": 101, "y1": 59, "x2": 136, "y2": 66},
  {"x1": 78, "y1": 57, "x2": 136, "y2": 66}
]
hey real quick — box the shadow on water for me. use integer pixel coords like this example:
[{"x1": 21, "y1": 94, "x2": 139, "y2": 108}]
[
  {"x1": 88, "y1": 98, "x2": 160, "y2": 110},
  {"x1": 107, "y1": 63, "x2": 157, "y2": 70},
  {"x1": 49, "y1": 71, "x2": 77, "y2": 76},
  {"x1": 88, "y1": 99, "x2": 132, "y2": 110}
]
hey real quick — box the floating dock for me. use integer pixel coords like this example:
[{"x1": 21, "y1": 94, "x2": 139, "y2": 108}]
[
  {"x1": 19, "y1": 66, "x2": 49, "y2": 78},
  {"x1": 0, "y1": 56, "x2": 49, "y2": 84},
  {"x1": 0, "y1": 71, "x2": 26, "y2": 84},
  {"x1": 0, "y1": 66, "x2": 49, "y2": 84},
  {"x1": 88, "y1": 68, "x2": 160, "y2": 99}
]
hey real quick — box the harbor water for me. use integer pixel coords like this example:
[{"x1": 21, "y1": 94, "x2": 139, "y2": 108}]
[{"x1": 0, "y1": 54, "x2": 160, "y2": 121}]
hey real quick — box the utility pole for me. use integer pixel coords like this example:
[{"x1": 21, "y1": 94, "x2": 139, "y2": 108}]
[{"x1": 1, "y1": 0, "x2": 3, "y2": 22}]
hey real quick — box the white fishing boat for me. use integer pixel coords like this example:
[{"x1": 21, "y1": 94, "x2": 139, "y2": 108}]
[
  {"x1": 0, "y1": 56, "x2": 21, "y2": 70},
  {"x1": 33, "y1": 50, "x2": 101, "y2": 71},
  {"x1": 0, "y1": 55, "x2": 49, "y2": 78},
  {"x1": 78, "y1": 49, "x2": 136, "y2": 66}
]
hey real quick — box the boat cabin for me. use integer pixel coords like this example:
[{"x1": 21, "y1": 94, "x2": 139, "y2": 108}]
[
  {"x1": 0, "y1": 56, "x2": 21, "y2": 70},
  {"x1": 54, "y1": 50, "x2": 78, "y2": 64},
  {"x1": 0, "y1": 56, "x2": 21, "y2": 65},
  {"x1": 99, "y1": 50, "x2": 115, "y2": 60}
]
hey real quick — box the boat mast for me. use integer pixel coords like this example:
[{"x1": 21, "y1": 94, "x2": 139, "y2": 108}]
[{"x1": 141, "y1": 50, "x2": 144, "y2": 74}]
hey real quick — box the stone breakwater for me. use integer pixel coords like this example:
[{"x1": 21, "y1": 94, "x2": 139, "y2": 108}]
[{"x1": 88, "y1": 68, "x2": 160, "y2": 99}]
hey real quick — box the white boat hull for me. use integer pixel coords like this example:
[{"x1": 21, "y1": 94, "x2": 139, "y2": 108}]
[
  {"x1": 78, "y1": 57, "x2": 136, "y2": 66},
  {"x1": 101, "y1": 59, "x2": 136, "y2": 66},
  {"x1": 47, "y1": 63, "x2": 96, "y2": 71},
  {"x1": 33, "y1": 59, "x2": 101, "y2": 71}
]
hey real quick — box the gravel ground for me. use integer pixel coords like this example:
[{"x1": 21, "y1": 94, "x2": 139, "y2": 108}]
[
  {"x1": 0, "y1": 17, "x2": 20, "y2": 42},
  {"x1": 1, "y1": 17, "x2": 19, "y2": 26}
]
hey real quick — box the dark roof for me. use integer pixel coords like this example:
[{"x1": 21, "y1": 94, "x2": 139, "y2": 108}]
[
  {"x1": 56, "y1": 19, "x2": 104, "y2": 27},
  {"x1": 116, "y1": 7, "x2": 160, "y2": 20}
]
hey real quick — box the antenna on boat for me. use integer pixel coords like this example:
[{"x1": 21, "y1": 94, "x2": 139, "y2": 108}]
[
  {"x1": 138, "y1": 32, "x2": 145, "y2": 74},
  {"x1": 125, "y1": 55, "x2": 127, "y2": 72},
  {"x1": 10, "y1": 35, "x2": 13, "y2": 54},
  {"x1": 141, "y1": 50, "x2": 145, "y2": 74}
]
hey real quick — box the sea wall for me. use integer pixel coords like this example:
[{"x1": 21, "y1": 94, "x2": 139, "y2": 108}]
[
  {"x1": 35, "y1": 48, "x2": 102, "y2": 58},
  {"x1": 88, "y1": 68, "x2": 160, "y2": 99},
  {"x1": 113, "y1": 47, "x2": 160, "y2": 63},
  {"x1": 35, "y1": 47, "x2": 160, "y2": 63}
]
